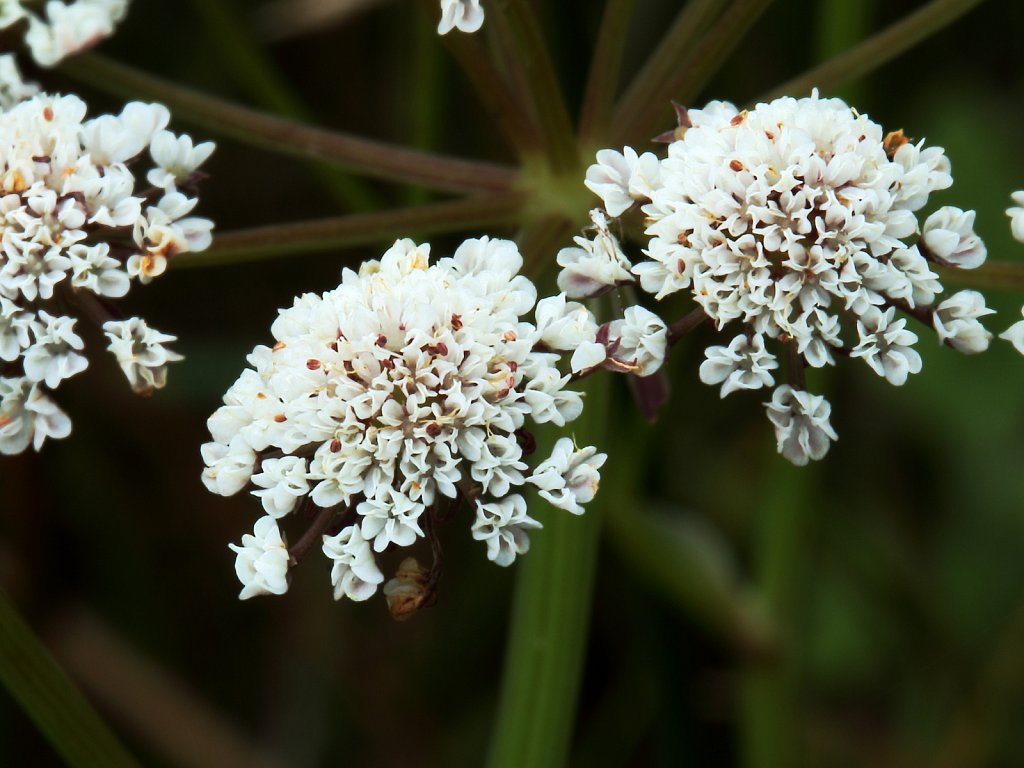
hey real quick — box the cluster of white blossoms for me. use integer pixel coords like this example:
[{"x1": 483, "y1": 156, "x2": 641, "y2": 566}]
[
  {"x1": 0, "y1": 93, "x2": 213, "y2": 455},
  {"x1": 580, "y1": 91, "x2": 1003, "y2": 465},
  {"x1": 437, "y1": 0, "x2": 483, "y2": 35},
  {"x1": 0, "y1": 0, "x2": 127, "y2": 66},
  {"x1": 204, "y1": 237, "x2": 609, "y2": 605}
]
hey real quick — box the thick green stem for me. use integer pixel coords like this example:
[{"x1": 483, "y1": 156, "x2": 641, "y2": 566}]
[
  {"x1": 486, "y1": 376, "x2": 610, "y2": 768},
  {"x1": 938, "y1": 261, "x2": 1024, "y2": 293},
  {"x1": 760, "y1": 0, "x2": 989, "y2": 101},
  {"x1": 609, "y1": 0, "x2": 727, "y2": 144},
  {"x1": 175, "y1": 192, "x2": 526, "y2": 268},
  {"x1": 490, "y1": 0, "x2": 578, "y2": 171},
  {"x1": 0, "y1": 591, "x2": 139, "y2": 768},
  {"x1": 60, "y1": 55, "x2": 519, "y2": 196},
  {"x1": 611, "y1": 0, "x2": 775, "y2": 145},
  {"x1": 578, "y1": 0, "x2": 639, "y2": 144},
  {"x1": 187, "y1": 0, "x2": 378, "y2": 210},
  {"x1": 738, "y1": 461, "x2": 816, "y2": 768}
]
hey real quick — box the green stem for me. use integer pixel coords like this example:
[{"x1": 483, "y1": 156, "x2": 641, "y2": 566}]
[
  {"x1": 578, "y1": 0, "x2": 639, "y2": 144},
  {"x1": 759, "y1": 0, "x2": 989, "y2": 101},
  {"x1": 60, "y1": 54, "x2": 519, "y2": 196},
  {"x1": 490, "y1": 0, "x2": 578, "y2": 171},
  {"x1": 738, "y1": 461, "x2": 816, "y2": 768},
  {"x1": 609, "y1": 0, "x2": 727, "y2": 144},
  {"x1": 187, "y1": 0, "x2": 378, "y2": 210},
  {"x1": 938, "y1": 261, "x2": 1024, "y2": 293},
  {"x1": 611, "y1": 0, "x2": 775, "y2": 145},
  {"x1": 0, "y1": 591, "x2": 139, "y2": 768},
  {"x1": 811, "y1": 0, "x2": 872, "y2": 106},
  {"x1": 486, "y1": 376, "x2": 610, "y2": 768},
  {"x1": 405, "y1": 3, "x2": 444, "y2": 206},
  {"x1": 175, "y1": 192, "x2": 526, "y2": 268}
]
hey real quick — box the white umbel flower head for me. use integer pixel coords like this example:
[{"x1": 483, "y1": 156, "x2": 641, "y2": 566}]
[
  {"x1": 437, "y1": 0, "x2": 483, "y2": 34},
  {"x1": 585, "y1": 91, "x2": 996, "y2": 463},
  {"x1": 765, "y1": 385, "x2": 837, "y2": 466},
  {"x1": 204, "y1": 237, "x2": 604, "y2": 605},
  {"x1": 603, "y1": 305, "x2": 668, "y2": 376},
  {"x1": 0, "y1": 93, "x2": 212, "y2": 454},
  {"x1": 229, "y1": 516, "x2": 290, "y2": 600},
  {"x1": 932, "y1": 290, "x2": 994, "y2": 354},
  {"x1": 0, "y1": 54, "x2": 37, "y2": 107}
]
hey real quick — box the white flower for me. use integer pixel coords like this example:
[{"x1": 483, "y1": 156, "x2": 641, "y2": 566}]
[
  {"x1": 147, "y1": 130, "x2": 216, "y2": 190},
  {"x1": 471, "y1": 494, "x2": 541, "y2": 566},
  {"x1": 933, "y1": 290, "x2": 994, "y2": 354},
  {"x1": 17, "y1": 0, "x2": 129, "y2": 67},
  {"x1": 765, "y1": 385, "x2": 837, "y2": 466},
  {"x1": 203, "y1": 237, "x2": 603, "y2": 603},
  {"x1": 0, "y1": 92, "x2": 212, "y2": 455},
  {"x1": 0, "y1": 54, "x2": 37, "y2": 107},
  {"x1": 251, "y1": 456, "x2": 310, "y2": 518},
  {"x1": 228, "y1": 516, "x2": 290, "y2": 600},
  {"x1": 102, "y1": 317, "x2": 183, "y2": 394},
  {"x1": 322, "y1": 526, "x2": 384, "y2": 602},
  {"x1": 1008, "y1": 191, "x2": 1024, "y2": 244},
  {"x1": 1000, "y1": 309, "x2": 1024, "y2": 356},
  {"x1": 605, "y1": 305, "x2": 668, "y2": 376},
  {"x1": 921, "y1": 207, "x2": 986, "y2": 269},
  {"x1": 851, "y1": 307, "x2": 922, "y2": 385},
  {"x1": 699, "y1": 333, "x2": 777, "y2": 397},
  {"x1": 0, "y1": 377, "x2": 72, "y2": 454},
  {"x1": 437, "y1": 0, "x2": 483, "y2": 34},
  {"x1": 585, "y1": 147, "x2": 661, "y2": 217},
  {"x1": 528, "y1": 437, "x2": 606, "y2": 515},
  {"x1": 556, "y1": 210, "x2": 634, "y2": 299}
]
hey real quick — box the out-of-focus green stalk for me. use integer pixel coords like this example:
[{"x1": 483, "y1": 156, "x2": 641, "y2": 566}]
[
  {"x1": 611, "y1": 0, "x2": 775, "y2": 145},
  {"x1": 188, "y1": 0, "x2": 379, "y2": 211},
  {"x1": 609, "y1": 0, "x2": 726, "y2": 143},
  {"x1": 61, "y1": 55, "x2": 519, "y2": 195},
  {"x1": 0, "y1": 592, "x2": 140, "y2": 768},
  {"x1": 939, "y1": 261, "x2": 1024, "y2": 293},
  {"x1": 489, "y1": 0, "x2": 578, "y2": 172},
  {"x1": 738, "y1": 461, "x2": 816, "y2": 768},
  {"x1": 406, "y1": 3, "x2": 444, "y2": 206},
  {"x1": 578, "y1": 0, "x2": 639, "y2": 144},
  {"x1": 175, "y1": 192, "x2": 525, "y2": 268},
  {"x1": 760, "y1": 0, "x2": 989, "y2": 101},
  {"x1": 811, "y1": 0, "x2": 871, "y2": 105},
  {"x1": 486, "y1": 376, "x2": 610, "y2": 768}
]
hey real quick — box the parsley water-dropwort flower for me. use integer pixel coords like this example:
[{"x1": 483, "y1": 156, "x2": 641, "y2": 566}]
[
  {"x1": 202, "y1": 237, "x2": 605, "y2": 611},
  {"x1": 578, "y1": 91, "x2": 998, "y2": 465},
  {"x1": 0, "y1": 93, "x2": 213, "y2": 454}
]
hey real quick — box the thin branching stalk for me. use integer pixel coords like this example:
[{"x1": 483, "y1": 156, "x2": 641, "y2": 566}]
[
  {"x1": 760, "y1": 0, "x2": 989, "y2": 101},
  {"x1": 578, "y1": 0, "x2": 639, "y2": 144},
  {"x1": 430, "y1": 10, "x2": 543, "y2": 157},
  {"x1": 938, "y1": 261, "x2": 1024, "y2": 293},
  {"x1": 176, "y1": 192, "x2": 526, "y2": 268},
  {"x1": 489, "y1": 0, "x2": 578, "y2": 171},
  {"x1": 612, "y1": 0, "x2": 775, "y2": 145},
  {"x1": 187, "y1": 0, "x2": 379, "y2": 210},
  {"x1": 609, "y1": 0, "x2": 727, "y2": 143},
  {"x1": 60, "y1": 55, "x2": 519, "y2": 195}
]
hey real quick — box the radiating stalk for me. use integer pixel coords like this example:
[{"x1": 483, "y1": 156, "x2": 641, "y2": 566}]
[
  {"x1": 578, "y1": 0, "x2": 639, "y2": 144},
  {"x1": 760, "y1": 0, "x2": 989, "y2": 101},
  {"x1": 61, "y1": 55, "x2": 519, "y2": 196},
  {"x1": 0, "y1": 591, "x2": 139, "y2": 768},
  {"x1": 609, "y1": 0, "x2": 727, "y2": 143},
  {"x1": 486, "y1": 376, "x2": 610, "y2": 768},
  {"x1": 175, "y1": 192, "x2": 526, "y2": 268},
  {"x1": 187, "y1": 0, "x2": 379, "y2": 210}
]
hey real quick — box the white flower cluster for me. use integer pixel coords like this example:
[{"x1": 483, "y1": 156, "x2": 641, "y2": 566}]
[
  {"x1": 0, "y1": 0, "x2": 127, "y2": 66},
  {"x1": 0, "y1": 93, "x2": 213, "y2": 455},
  {"x1": 204, "y1": 237, "x2": 606, "y2": 603},
  {"x1": 438, "y1": 0, "x2": 483, "y2": 35},
  {"x1": 583, "y1": 92, "x2": 996, "y2": 465}
]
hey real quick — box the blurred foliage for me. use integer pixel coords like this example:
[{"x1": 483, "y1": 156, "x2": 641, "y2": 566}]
[{"x1": 2, "y1": 0, "x2": 1024, "y2": 765}]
